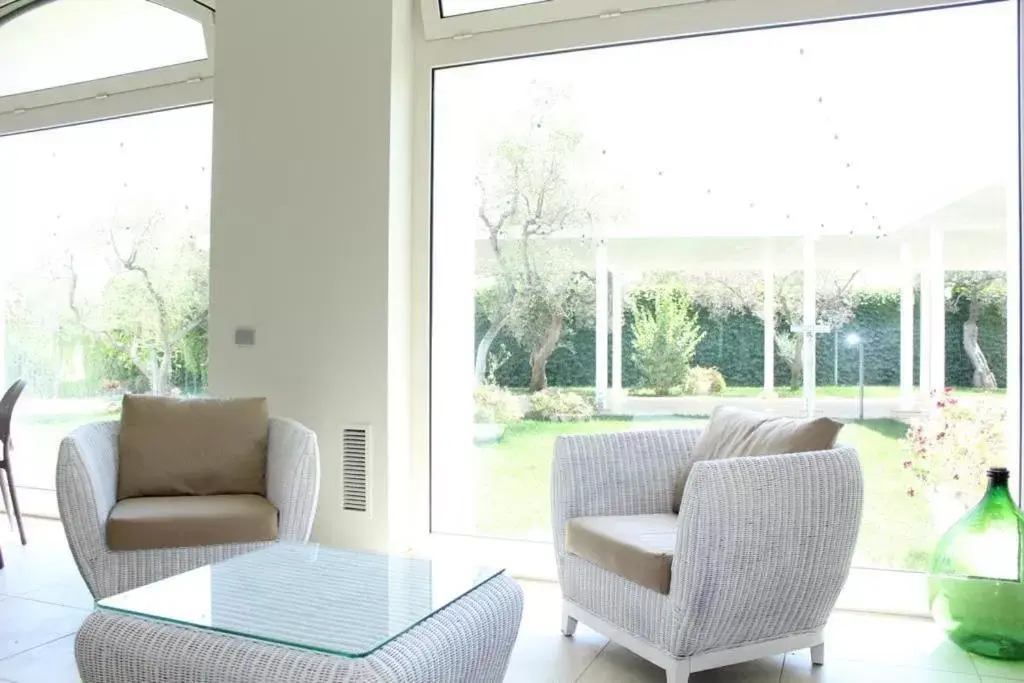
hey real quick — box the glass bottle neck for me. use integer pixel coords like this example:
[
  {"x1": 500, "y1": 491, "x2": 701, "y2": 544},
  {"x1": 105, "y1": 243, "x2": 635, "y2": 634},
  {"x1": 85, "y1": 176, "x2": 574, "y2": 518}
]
[{"x1": 983, "y1": 479, "x2": 1019, "y2": 512}]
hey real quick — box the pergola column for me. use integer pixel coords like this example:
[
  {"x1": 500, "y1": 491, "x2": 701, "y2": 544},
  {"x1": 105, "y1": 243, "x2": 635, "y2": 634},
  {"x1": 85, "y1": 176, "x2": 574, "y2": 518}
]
[
  {"x1": 762, "y1": 260, "x2": 776, "y2": 397},
  {"x1": 919, "y1": 271, "x2": 932, "y2": 401},
  {"x1": 802, "y1": 234, "x2": 817, "y2": 416},
  {"x1": 595, "y1": 240, "x2": 609, "y2": 411},
  {"x1": 899, "y1": 242, "x2": 916, "y2": 409},
  {"x1": 928, "y1": 226, "x2": 946, "y2": 394},
  {"x1": 611, "y1": 271, "x2": 624, "y2": 412}
]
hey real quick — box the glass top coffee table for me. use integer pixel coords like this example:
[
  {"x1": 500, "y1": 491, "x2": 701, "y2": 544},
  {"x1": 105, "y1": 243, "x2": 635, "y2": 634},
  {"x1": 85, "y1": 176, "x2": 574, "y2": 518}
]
[
  {"x1": 96, "y1": 543, "x2": 506, "y2": 659},
  {"x1": 79, "y1": 543, "x2": 523, "y2": 682}
]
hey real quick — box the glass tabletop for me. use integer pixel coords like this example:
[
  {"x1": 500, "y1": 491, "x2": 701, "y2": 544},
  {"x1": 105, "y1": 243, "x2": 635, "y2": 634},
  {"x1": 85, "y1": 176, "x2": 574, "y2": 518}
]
[{"x1": 97, "y1": 543, "x2": 504, "y2": 657}]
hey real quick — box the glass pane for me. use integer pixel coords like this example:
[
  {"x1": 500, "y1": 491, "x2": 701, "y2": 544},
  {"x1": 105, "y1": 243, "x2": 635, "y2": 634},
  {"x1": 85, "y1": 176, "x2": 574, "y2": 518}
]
[
  {"x1": 0, "y1": 0, "x2": 206, "y2": 98},
  {"x1": 441, "y1": 0, "x2": 547, "y2": 18},
  {"x1": 430, "y1": 0, "x2": 1019, "y2": 578},
  {"x1": 0, "y1": 104, "x2": 212, "y2": 516},
  {"x1": 99, "y1": 544, "x2": 504, "y2": 657}
]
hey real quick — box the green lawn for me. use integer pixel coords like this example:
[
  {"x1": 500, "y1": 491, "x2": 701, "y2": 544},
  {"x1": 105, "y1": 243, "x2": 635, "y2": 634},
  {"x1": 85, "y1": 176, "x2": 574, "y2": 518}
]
[
  {"x1": 15, "y1": 409, "x2": 119, "y2": 490},
  {"x1": 474, "y1": 417, "x2": 937, "y2": 572}
]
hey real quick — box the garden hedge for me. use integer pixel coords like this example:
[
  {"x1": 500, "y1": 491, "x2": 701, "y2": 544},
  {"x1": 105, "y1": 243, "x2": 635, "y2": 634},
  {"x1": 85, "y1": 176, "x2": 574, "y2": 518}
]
[{"x1": 478, "y1": 289, "x2": 1008, "y2": 389}]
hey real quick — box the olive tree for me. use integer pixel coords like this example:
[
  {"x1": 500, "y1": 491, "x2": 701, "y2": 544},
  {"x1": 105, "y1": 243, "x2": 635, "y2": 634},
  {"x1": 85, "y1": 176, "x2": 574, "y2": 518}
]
[{"x1": 475, "y1": 86, "x2": 617, "y2": 391}]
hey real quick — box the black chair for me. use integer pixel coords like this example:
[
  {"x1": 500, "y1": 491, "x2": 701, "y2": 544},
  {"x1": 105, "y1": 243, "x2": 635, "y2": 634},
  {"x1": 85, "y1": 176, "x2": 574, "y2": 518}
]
[{"x1": 0, "y1": 379, "x2": 27, "y2": 550}]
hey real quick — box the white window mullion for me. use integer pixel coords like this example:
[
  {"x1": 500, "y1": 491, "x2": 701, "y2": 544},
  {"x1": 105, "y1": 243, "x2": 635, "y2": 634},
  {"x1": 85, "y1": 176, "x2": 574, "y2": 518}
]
[
  {"x1": 421, "y1": 0, "x2": 987, "y2": 44},
  {"x1": 422, "y1": 0, "x2": 706, "y2": 39},
  {"x1": 0, "y1": 67, "x2": 213, "y2": 136},
  {"x1": 0, "y1": 0, "x2": 36, "y2": 20},
  {"x1": 0, "y1": 59, "x2": 212, "y2": 115},
  {"x1": 202, "y1": 17, "x2": 216, "y2": 60},
  {"x1": 145, "y1": 0, "x2": 213, "y2": 24}
]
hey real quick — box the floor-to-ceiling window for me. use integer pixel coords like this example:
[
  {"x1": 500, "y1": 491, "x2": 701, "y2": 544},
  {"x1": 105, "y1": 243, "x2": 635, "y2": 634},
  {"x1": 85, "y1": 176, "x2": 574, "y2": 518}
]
[
  {"x1": 428, "y1": 0, "x2": 1020, "y2": 602},
  {"x1": 0, "y1": 0, "x2": 214, "y2": 518}
]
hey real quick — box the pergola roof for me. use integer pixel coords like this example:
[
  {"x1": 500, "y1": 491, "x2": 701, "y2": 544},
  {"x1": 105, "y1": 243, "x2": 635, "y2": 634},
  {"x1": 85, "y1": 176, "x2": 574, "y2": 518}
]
[{"x1": 476, "y1": 182, "x2": 1009, "y2": 276}]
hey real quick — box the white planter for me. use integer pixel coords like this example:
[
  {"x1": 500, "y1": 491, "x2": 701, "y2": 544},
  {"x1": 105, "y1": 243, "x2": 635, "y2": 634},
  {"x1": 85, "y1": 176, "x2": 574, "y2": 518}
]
[{"x1": 473, "y1": 423, "x2": 506, "y2": 444}]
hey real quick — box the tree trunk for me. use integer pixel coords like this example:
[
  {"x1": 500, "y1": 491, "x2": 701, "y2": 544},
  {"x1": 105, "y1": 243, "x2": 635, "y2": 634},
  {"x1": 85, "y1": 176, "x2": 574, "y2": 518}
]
[
  {"x1": 475, "y1": 313, "x2": 510, "y2": 383},
  {"x1": 529, "y1": 313, "x2": 564, "y2": 392},
  {"x1": 789, "y1": 334, "x2": 803, "y2": 389},
  {"x1": 963, "y1": 300, "x2": 997, "y2": 389}
]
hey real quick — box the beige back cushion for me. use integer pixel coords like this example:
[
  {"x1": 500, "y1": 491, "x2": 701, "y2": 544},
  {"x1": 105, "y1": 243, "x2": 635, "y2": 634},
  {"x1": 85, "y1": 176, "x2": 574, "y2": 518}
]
[
  {"x1": 672, "y1": 406, "x2": 843, "y2": 512},
  {"x1": 117, "y1": 395, "x2": 270, "y2": 500}
]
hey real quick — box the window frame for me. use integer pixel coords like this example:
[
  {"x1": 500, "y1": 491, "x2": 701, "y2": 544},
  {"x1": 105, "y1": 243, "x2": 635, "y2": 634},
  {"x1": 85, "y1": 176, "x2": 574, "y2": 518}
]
[
  {"x1": 0, "y1": 0, "x2": 215, "y2": 136},
  {"x1": 420, "y1": 0, "x2": 706, "y2": 40},
  {"x1": 414, "y1": 0, "x2": 1024, "y2": 602}
]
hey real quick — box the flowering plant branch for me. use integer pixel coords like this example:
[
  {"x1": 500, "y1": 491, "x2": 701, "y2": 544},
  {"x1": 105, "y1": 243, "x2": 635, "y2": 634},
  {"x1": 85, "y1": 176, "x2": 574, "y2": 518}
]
[{"x1": 902, "y1": 388, "x2": 1005, "y2": 507}]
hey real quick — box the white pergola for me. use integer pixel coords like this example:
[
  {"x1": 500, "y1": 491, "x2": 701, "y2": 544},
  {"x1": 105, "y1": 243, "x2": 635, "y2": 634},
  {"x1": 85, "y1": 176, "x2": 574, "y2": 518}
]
[
  {"x1": 600, "y1": 183, "x2": 1010, "y2": 415},
  {"x1": 475, "y1": 181, "x2": 1011, "y2": 416}
]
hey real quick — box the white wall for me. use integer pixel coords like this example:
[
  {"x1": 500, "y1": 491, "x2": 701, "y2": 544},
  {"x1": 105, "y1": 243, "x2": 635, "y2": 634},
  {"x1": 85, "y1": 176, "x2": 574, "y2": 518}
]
[
  {"x1": 387, "y1": 0, "x2": 416, "y2": 552},
  {"x1": 209, "y1": 0, "x2": 414, "y2": 550}
]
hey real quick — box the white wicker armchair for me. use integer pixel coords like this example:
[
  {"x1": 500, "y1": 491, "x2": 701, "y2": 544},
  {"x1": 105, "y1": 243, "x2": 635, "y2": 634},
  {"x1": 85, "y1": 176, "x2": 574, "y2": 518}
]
[
  {"x1": 552, "y1": 428, "x2": 863, "y2": 683},
  {"x1": 57, "y1": 417, "x2": 320, "y2": 599}
]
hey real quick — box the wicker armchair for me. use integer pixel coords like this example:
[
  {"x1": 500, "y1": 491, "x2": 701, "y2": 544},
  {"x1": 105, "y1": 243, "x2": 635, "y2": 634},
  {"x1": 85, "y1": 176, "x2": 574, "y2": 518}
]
[
  {"x1": 57, "y1": 417, "x2": 320, "y2": 599},
  {"x1": 552, "y1": 428, "x2": 863, "y2": 683}
]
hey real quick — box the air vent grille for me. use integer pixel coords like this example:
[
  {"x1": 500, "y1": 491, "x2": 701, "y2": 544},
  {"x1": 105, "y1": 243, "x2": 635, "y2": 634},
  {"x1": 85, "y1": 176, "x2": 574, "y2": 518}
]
[{"x1": 342, "y1": 426, "x2": 370, "y2": 514}]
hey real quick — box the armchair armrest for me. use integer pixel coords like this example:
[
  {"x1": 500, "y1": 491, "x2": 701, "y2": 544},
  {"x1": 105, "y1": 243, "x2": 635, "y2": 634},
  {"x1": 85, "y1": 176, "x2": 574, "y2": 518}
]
[
  {"x1": 669, "y1": 447, "x2": 863, "y2": 656},
  {"x1": 56, "y1": 421, "x2": 120, "y2": 588},
  {"x1": 266, "y1": 417, "x2": 320, "y2": 541},
  {"x1": 551, "y1": 428, "x2": 701, "y2": 560}
]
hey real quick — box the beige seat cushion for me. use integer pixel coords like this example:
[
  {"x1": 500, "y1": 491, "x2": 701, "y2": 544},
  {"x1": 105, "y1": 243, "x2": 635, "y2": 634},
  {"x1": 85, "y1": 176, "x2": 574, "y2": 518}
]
[
  {"x1": 117, "y1": 395, "x2": 269, "y2": 500},
  {"x1": 107, "y1": 494, "x2": 278, "y2": 551},
  {"x1": 566, "y1": 514, "x2": 677, "y2": 594},
  {"x1": 672, "y1": 406, "x2": 843, "y2": 512}
]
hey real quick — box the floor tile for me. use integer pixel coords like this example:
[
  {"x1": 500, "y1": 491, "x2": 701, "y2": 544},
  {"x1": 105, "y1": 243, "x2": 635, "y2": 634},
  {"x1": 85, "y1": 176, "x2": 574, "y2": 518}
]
[
  {"x1": 972, "y1": 655, "x2": 1024, "y2": 681},
  {"x1": 691, "y1": 655, "x2": 786, "y2": 682},
  {"x1": 505, "y1": 580, "x2": 610, "y2": 683},
  {"x1": 577, "y1": 644, "x2": 785, "y2": 683},
  {"x1": 805, "y1": 612, "x2": 977, "y2": 673},
  {"x1": 575, "y1": 643, "x2": 666, "y2": 683},
  {"x1": 0, "y1": 597, "x2": 87, "y2": 660},
  {"x1": 0, "y1": 635, "x2": 79, "y2": 683},
  {"x1": 15, "y1": 579, "x2": 94, "y2": 611},
  {"x1": 782, "y1": 658, "x2": 980, "y2": 682},
  {"x1": 0, "y1": 520, "x2": 1014, "y2": 683},
  {"x1": 0, "y1": 526, "x2": 78, "y2": 598},
  {"x1": 504, "y1": 624, "x2": 608, "y2": 683}
]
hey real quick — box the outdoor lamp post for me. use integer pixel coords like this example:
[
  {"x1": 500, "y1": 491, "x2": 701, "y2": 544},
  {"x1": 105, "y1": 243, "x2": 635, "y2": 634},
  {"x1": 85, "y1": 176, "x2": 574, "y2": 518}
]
[{"x1": 846, "y1": 333, "x2": 865, "y2": 421}]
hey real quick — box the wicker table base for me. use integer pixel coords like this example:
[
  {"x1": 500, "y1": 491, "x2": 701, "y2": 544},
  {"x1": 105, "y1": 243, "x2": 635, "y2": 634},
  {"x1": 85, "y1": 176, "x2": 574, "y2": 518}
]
[{"x1": 76, "y1": 573, "x2": 523, "y2": 683}]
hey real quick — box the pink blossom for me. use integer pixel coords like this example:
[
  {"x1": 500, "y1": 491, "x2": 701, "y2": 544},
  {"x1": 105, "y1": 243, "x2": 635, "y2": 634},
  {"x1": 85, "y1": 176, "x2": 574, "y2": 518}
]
[
  {"x1": 907, "y1": 487, "x2": 916, "y2": 498},
  {"x1": 902, "y1": 460, "x2": 913, "y2": 469}
]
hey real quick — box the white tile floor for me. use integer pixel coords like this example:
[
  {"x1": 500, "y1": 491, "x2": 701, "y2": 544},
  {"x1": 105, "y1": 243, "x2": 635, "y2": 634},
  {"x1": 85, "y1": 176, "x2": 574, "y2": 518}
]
[{"x1": 1, "y1": 518, "x2": 1022, "y2": 683}]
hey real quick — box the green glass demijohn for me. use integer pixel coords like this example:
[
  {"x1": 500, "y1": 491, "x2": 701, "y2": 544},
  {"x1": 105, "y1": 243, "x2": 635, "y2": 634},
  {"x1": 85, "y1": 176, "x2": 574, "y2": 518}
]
[{"x1": 928, "y1": 467, "x2": 1024, "y2": 660}]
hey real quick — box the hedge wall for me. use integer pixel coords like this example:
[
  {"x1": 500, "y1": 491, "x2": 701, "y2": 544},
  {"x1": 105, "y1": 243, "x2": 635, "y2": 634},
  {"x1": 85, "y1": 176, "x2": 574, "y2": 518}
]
[{"x1": 477, "y1": 290, "x2": 1008, "y2": 389}]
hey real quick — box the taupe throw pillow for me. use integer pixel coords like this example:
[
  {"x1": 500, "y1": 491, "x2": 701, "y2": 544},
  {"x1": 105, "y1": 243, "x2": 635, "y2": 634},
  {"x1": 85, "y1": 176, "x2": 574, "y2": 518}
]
[
  {"x1": 117, "y1": 395, "x2": 270, "y2": 500},
  {"x1": 671, "y1": 406, "x2": 843, "y2": 512}
]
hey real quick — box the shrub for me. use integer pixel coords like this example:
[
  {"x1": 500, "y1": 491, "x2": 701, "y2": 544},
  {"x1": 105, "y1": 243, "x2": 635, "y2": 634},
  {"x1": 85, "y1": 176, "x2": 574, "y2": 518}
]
[
  {"x1": 685, "y1": 366, "x2": 727, "y2": 395},
  {"x1": 902, "y1": 388, "x2": 1006, "y2": 509},
  {"x1": 473, "y1": 384, "x2": 523, "y2": 425},
  {"x1": 630, "y1": 287, "x2": 704, "y2": 395},
  {"x1": 527, "y1": 389, "x2": 595, "y2": 422}
]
